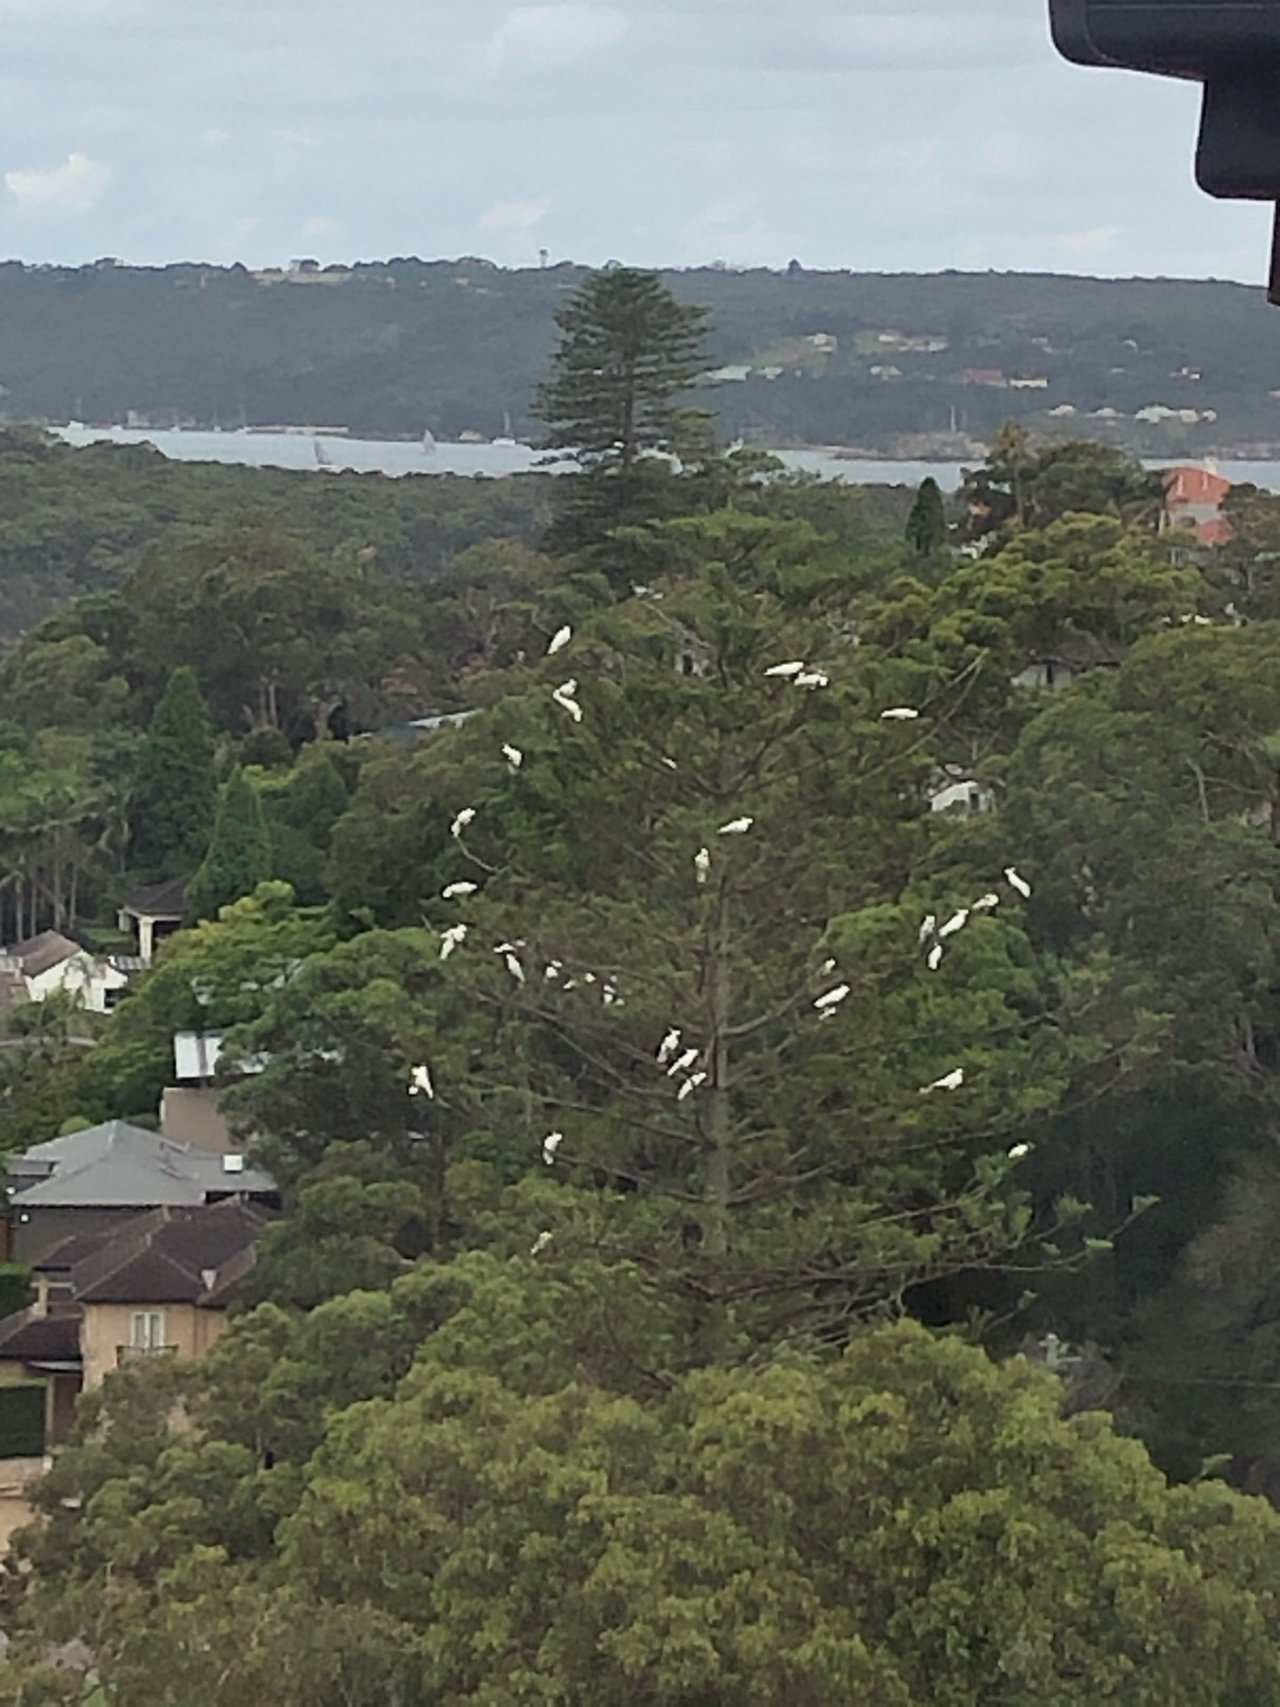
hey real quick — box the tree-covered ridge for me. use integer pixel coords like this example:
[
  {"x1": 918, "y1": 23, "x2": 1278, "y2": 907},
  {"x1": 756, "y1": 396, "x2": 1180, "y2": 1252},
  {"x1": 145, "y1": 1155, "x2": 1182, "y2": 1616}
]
[
  {"x1": 4, "y1": 259, "x2": 1280, "y2": 457},
  {"x1": 6, "y1": 271, "x2": 1280, "y2": 1698},
  {"x1": 0, "y1": 426, "x2": 555, "y2": 642}
]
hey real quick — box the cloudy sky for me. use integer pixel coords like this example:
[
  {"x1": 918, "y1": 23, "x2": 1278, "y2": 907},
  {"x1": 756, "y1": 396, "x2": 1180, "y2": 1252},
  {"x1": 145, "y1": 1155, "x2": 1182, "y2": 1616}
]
[{"x1": 0, "y1": 0, "x2": 1270, "y2": 280}]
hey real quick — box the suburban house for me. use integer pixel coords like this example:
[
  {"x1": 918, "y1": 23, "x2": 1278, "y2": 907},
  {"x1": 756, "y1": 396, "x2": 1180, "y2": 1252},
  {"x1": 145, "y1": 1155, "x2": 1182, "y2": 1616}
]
[
  {"x1": 0, "y1": 1201, "x2": 266, "y2": 1548},
  {"x1": 158, "y1": 1030, "x2": 266, "y2": 1153},
  {"x1": 1162, "y1": 464, "x2": 1234, "y2": 548},
  {"x1": 117, "y1": 877, "x2": 188, "y2": 967},
  {"x1": 928, "y1": 767, "x2": 997, "y2": 817},
  {"x1": 6, "y1": 1120, "x2": 278, "y2": 1265},
  {"x1": 0, "y1": 931, "x2": 137, "y2": 1014},
  {"x1": 1014, "y1": 635, "x2": 1128, "y2": 694},
  {"x1": 356, "y1": 710, "x2": 477, "y2": 748}
]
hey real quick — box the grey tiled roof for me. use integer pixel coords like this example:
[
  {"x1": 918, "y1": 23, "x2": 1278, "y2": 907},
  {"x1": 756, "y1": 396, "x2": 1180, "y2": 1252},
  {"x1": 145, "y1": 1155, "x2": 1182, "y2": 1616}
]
[
  {"x1": 70, "y1": 1201, "x2": 267, "y2": 1304},
  {"x1": 10, "y1": 1121, "x2": 276, "y2": 1209},
  {"x1": 8, "y1": 931, "x2": 82, "y2": 978},
  {"x1": 119, "y1": 877, "x2": 188, "y2": 920}
]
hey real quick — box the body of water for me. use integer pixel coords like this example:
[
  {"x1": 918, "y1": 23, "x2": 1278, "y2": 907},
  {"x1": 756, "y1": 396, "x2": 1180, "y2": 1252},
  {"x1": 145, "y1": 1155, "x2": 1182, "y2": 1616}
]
[{"x1": 49, "y1": 424, "x2": 1280, "y2": 494}]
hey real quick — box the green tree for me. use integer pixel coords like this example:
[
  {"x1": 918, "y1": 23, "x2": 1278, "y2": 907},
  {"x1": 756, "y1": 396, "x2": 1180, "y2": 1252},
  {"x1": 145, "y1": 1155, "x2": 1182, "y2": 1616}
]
[
  {"x1": 66, "y1": 883, "x2": 335, "y2": 1127},
  {"x1": 960, "y1": 435, "x2": 1167, "y2": 543},
  {"x1": 536, "y1": 267, "x2": 714, "y2": 552},
  {"x1": 272, "y1": 516, "x2": 1113, "y2": 1350},
  {"x1": 13, "y1": 1315, "x2": 1280, "y2": 1705},
  {"x1": 905, "y1": 474, "x2": 947, "y2": 556},
  {"x1": 183, "y1": 769, "x2": 272, "y2": 925},
  {"x1": 129, "y1": 666, "x2": 216, "y2": 876}
]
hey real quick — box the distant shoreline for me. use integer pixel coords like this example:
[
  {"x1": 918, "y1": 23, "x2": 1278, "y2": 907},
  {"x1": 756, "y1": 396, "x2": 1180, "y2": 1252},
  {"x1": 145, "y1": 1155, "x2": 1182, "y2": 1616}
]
[{"x1": 40, "y1": 422, "x2": 1280, "y2": 468}]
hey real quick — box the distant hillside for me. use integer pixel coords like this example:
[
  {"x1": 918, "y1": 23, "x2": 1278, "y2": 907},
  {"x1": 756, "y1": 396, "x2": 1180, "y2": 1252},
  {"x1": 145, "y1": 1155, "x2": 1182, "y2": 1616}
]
[{"x1": 5, "y1": 258, "x2": 1280, "y2": 457}]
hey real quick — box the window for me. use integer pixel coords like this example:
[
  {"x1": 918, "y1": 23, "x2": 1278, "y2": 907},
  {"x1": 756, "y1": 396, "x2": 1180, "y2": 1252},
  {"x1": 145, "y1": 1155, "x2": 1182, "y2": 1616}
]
[{"x1": 130, "y1": 1310, "x2": 166, "y2": 1351}]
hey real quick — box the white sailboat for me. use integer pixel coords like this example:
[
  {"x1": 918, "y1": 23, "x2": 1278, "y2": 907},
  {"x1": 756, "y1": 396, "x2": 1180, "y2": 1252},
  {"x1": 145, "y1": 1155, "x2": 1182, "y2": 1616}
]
[{"x1": 421, "y1": 428, "x2": 437, "y2": 454}]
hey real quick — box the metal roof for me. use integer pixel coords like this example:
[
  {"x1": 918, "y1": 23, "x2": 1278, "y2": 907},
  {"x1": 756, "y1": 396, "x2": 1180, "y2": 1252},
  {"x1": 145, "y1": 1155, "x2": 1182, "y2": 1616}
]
[{"x1": 10, "y1": 1121, "x2": 276, "y2": 1209}]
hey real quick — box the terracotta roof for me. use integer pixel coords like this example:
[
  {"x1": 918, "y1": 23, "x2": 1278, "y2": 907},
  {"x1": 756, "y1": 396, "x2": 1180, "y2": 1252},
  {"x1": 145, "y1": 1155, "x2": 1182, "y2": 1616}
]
[
  {"x1": 1164, "y1": 465, "x2": 1232, "y2": 507},
  {"x1": 119, "y1": 877, "x2": 188, "y2": 920}
]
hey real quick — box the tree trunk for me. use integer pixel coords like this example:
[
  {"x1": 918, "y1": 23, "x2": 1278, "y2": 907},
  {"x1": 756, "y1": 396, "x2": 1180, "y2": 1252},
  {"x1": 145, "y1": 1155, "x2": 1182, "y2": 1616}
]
[{"x1": 704, "y1": 874, "x2": 733, "y2": 1261}]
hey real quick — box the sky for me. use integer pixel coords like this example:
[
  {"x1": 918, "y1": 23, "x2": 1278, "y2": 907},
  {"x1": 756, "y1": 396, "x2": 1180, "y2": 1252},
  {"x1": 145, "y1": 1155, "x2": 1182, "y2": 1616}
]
[{"x1": 0, "y1": 0, "x2": 1271, "y2": 282}]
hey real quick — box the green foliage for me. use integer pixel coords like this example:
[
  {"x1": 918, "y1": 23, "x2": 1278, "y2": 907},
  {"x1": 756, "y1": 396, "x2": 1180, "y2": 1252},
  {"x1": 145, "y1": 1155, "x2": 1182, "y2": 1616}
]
[
  {"x1": 537, "y1": 267, "x2": 714, "y2": 553},
  {"x1": 129, "y1": 666, "x2": 216, "y2": 877},
  {"x1": 253, "y1": 746, "x2": 351, "y2": 906},
  {"x1": 12, "y1": 404, "x2": 1280, "y2": 1702},
  {"x1": 960, "y1": 433, "x2": 1167, "y2": 541},
  {"x1": 10, "y1": 1318, "x2": 1280, "y2": 1705},
  {"x1": 183, "y1": 770, "x2": 272, "y2": 926},
  {"x1": 69, "y1": 884, "x2": 335, "y2": 1126},
  {"x1": 905, "y1": 475, "x2": 947, "y2": 555}
]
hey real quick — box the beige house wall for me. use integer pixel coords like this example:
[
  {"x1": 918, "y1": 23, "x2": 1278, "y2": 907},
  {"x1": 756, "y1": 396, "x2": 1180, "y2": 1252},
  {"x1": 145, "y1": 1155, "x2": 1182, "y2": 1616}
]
[
  {"x1": 80, "y1": 1303, "x2": 227, "y2": 1390},
  {"x1": 158, "y1": 1086, "x2": 234, "y2": 1154},
  {"x1": 0, "y1": 1458, "x2": 47, "y2": 1554}
]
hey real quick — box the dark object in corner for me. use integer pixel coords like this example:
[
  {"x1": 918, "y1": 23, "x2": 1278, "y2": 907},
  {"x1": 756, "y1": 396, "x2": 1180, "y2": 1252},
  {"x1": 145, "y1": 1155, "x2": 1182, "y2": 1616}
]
[{"x1": 1048, "y1": 0, "x2": 1280, "y2": 302}]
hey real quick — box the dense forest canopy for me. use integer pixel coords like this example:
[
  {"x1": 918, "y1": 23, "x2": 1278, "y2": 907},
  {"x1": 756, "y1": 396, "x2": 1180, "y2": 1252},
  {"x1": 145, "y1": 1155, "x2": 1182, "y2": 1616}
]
[
  {"x1": 4, "y1": 258, "x2": 1280, "y2": 456},
  {"x1": 5, "y1": 268, "x2": 1280, "y2": 1699}
]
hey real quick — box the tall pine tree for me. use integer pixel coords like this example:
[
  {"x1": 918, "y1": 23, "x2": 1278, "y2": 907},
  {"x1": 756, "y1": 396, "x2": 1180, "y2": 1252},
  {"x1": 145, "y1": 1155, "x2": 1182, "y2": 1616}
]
[
  {"x1": 130, "y1": 666, "x2": 216, "y2": 876},
  {"x1": 905, "y1": 475, "x2": 947, "y2": 556},
  {"x1": 184, "y1": 768, "x2": 273, "y2": 925},
  {"x1": 535, "y1": 267, "x2": 714, "y2": 554}
]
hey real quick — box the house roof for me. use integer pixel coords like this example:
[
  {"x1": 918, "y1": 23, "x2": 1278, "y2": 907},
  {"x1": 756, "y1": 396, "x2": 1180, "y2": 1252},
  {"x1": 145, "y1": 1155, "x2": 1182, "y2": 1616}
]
[
  {"x1": 1164, "y1": 465, "x2": 1232, "y2": 508},
  {"x1": 0, "y1": 1303, "x2": 81, "y2": 1365},
  {"x1": 119, "y1": 876, "x2": 188, "y2": 921},
  {"x1": 9, "y1": 1120, "x2": 276, "y2": 1209},
  {"x1": 8, "y1": 931, "x2": 82, "y2": 978},
  {"x1": 70, "y1": 1200, "x2": 267, "y2": 1305},
  {"x1": 0, "y1": 1204, "x2": 267, "y2": 1371},
  {"x1": 1032, "y1": 635, "x2": 1129, "y2": 671}
]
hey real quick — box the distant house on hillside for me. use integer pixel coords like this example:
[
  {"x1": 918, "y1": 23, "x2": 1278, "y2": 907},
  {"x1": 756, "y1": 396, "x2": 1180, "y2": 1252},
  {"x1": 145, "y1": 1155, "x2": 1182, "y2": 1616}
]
[
  {"x1": 960, "y1": 369, "x2": 1009, "y2": 389},
  {"x1": 928, "y1": 768, "x2": 996, "y2": 817},
  {"x1": 0, "y1": 1200, "x2": 267, "y2": 1547},
  {"x1": 1162, "y1": 465, "x2": 1234, "y2": 547},
  {"x1": 1014, "y1": 636, "x2": 1128, "y2": 694},
  {"x1": 118, "y1": 877, "x2": 188, "y2": 967},
  {"x1": 0, "y1": 932, "x2": 134, "y2": 1013},
  {"x1": 355, "y1": 709, "x2": 478, "y2": 748},
  {"x1": 6, "y1": 1120, "x2": 278, "y2": 1265},
  {"x1": 159, "y1": 1030, "x2": 267, "y2": 1155}
]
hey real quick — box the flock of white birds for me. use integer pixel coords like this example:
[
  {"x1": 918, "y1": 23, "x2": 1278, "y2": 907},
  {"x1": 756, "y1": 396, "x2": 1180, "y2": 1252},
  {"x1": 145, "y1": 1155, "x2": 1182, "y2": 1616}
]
[{"x1": 405, "y1": 623, "x2": 1037, "y2": 1254}]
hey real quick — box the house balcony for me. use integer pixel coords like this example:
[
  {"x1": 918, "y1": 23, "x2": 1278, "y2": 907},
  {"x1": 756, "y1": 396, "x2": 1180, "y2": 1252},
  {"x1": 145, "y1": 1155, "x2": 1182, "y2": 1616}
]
[{"x1": 116, "y1": 1345, "x2": 179, "y2": 1366}]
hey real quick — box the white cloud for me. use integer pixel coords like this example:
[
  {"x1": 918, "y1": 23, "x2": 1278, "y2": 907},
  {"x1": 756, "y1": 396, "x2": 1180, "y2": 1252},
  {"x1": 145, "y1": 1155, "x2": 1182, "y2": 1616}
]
[
  {"x1": 301, "y1": 215, "x2": 338, "y2": 239},
  {"x1": 479, "y1": 198, "x2": 549, "y2": 231},
  {"x1": 5, "y1": 151, "x2": 111, "y2": 215},
  {"x1": 819, "y1": 11, "x2": 1045, "y2": 69},
  {"x1": 0, "y1": 0, "x2": 142, "y2": 14},
  {"x1": 480, "y1": 5, "x2": 628, "y2": 76}
]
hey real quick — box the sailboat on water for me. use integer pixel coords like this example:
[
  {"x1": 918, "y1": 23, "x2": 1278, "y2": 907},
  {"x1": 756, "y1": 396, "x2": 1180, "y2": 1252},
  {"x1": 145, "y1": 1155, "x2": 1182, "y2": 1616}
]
[
  {"x1": 313, "y1": 438, "x2": 337, "y2": 472},
  {"x1": 493, "y1": 409, "x2": 517, "y2": 447},
  {"x1": 421, "y1": 428, "x2": 437, "y2": 454}
]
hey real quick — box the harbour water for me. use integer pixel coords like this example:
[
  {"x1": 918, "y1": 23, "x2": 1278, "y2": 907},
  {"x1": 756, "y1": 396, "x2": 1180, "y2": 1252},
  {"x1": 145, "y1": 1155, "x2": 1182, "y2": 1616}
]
[{"x1": 50, "y1": 424, "x2": 1280, "y2": 494}]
